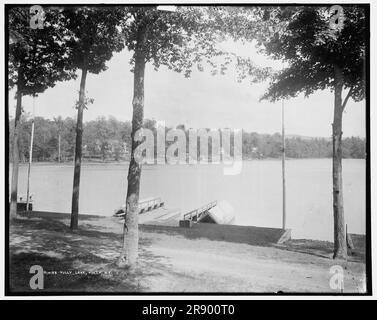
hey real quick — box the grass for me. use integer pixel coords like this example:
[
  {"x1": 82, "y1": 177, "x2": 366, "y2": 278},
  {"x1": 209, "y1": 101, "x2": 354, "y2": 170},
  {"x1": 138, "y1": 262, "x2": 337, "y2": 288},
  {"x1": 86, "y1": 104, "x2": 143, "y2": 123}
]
[
  {"x1": 10, "y1": 216, "x2": 151, "y2": 292},
  {"x1": 8, "y1": 212, "x2": 367, "y2": 293}
]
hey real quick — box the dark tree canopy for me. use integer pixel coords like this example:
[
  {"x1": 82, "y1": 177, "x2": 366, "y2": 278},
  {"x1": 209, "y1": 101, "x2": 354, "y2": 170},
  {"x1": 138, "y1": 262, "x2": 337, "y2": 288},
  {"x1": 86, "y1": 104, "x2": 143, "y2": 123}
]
[
  {"x1": 121, "y1": 6, "x2": 223, "y2": 77},
  {"x1": 8, "y1": 7, "x2": 75, "y2": 96},
  {"x1": 256, "y1": 5, "x2": 367, "y2": 260},
  {"x1": 61, "y1": 6, "x2": 126, "y2": 74},
  {"x1": 259, "y1": 6, "x2": 366, "y2": 102},
  {"x1": 121, "y1": 6, "x2": 274, "y2": 79}
]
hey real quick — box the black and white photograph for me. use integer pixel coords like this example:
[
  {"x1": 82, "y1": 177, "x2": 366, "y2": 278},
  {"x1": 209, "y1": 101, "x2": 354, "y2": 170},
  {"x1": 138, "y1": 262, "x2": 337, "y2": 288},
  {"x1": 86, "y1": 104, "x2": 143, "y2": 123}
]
[{"x1": 2, "y1": 1, "x2": 372, "y2": 298}]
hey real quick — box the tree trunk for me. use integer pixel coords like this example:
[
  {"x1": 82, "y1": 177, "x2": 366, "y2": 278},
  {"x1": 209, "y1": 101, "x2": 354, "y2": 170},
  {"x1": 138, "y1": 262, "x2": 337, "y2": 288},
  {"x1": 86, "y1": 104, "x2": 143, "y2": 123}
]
[
  {"x1": 10, "y1": 77, "x2": 23, "y2": 219},
  {"x1": 119, "y1": 45, "x2": 146, "y2": 268},
  {"x1": 332, "y1": 65, "x2": 347, "y2": 259},
  {"x1": 70, "y1": 67, "x2": 88, "y2": 230}
]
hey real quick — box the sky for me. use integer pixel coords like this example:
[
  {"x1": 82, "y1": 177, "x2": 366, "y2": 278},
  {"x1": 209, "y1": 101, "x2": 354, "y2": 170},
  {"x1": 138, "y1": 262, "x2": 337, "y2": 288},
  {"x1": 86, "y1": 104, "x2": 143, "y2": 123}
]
[{"x1": 8, "y1": 41, "x2": 366, "y2": 138}]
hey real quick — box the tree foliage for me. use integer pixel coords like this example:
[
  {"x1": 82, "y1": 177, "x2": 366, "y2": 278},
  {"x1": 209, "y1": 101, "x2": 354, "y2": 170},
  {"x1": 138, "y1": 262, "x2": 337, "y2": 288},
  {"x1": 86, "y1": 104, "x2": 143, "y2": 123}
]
[
  {"x1": 259, "y1": 6, "x2": 366, "y2": 102},
  {"x1": 256, "y1": 5, "x2": 367, "y2": 259},
  {"x1": 61, "y1": 6, "x2": 125, "y2": 74},
  {"x1": 8, "y1": 7, "x2": 75, "y2": 95},
  {"x1": 121, "y1": 6, "x2": 276, "y2": 79},
  {"x1": 9, "y1": 115, "x2": 366, "y2": 162},
  {"x1": 8, "y1": 6, "x2": 76, "y2": 218}
]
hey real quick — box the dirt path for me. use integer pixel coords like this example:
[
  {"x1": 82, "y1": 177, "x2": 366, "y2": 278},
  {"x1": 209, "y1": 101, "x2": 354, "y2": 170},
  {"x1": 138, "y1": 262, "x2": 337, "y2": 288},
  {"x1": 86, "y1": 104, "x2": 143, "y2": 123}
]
[
  {"x1": 139, "y1": 232, "x2": 365, "y2": 292},
  {"x1": 9, "y1": 213, "x2": 366, "y2": 293}
]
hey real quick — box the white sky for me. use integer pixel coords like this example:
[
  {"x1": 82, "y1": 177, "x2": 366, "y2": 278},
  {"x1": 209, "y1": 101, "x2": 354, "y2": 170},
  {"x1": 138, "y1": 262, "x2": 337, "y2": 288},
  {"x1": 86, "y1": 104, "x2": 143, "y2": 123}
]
[{"x1": 8, "y1": 41, "x2": 366, "y2": 138}]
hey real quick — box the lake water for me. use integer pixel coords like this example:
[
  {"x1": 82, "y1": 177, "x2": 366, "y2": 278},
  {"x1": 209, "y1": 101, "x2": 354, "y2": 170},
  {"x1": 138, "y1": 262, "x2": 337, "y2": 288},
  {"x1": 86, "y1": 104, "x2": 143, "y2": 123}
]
[{"x1": 10, "y1": 159, "x2": 366, "y2": 241}]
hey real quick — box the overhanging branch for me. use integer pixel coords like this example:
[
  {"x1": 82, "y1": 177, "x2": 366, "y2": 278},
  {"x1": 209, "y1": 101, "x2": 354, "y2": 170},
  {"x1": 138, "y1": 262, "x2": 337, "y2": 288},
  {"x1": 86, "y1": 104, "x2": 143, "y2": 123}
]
[{"x1": 342, "y1": 86, "x2": 354, "y2": 111}]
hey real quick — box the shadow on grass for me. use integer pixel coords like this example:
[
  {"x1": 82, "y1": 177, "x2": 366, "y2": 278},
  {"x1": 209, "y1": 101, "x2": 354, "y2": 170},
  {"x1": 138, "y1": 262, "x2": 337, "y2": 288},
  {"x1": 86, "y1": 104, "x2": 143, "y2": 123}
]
[
  {"x1": 9, "y1": 252, "x2": 135, "y2": 293},
  {"x1": 275, "y1": 237, "x2": 365, "y2": 263},
  {"x1": 141, "y1": 224, "x2": 366, "y2": 263},
  {"x1": 9, "y1": 216, "x2": 171, "y2": 293},
  {"x1": 140, "y1": 223, "x2": 285, "y2": 247},
  {"x1": 19, "y1": 211, "x2": 107, "y2": 222}
]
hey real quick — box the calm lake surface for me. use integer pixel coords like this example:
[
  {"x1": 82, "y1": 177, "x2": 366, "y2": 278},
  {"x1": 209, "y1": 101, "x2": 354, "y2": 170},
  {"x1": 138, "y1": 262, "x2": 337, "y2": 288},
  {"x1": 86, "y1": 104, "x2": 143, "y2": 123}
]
[{"x1": 10, "y1": 159, "x2": 366, "y2": 241}]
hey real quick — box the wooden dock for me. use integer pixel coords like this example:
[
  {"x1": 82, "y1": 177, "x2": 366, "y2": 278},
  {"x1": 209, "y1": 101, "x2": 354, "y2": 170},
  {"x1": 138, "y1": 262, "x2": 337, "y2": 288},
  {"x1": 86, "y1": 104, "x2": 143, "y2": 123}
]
[
  {"x1": 139, "y1": 197, "x2": 164, "y2": 214},
  {"x1": 115, "y1": 199, "x2": 234, "y2": 228},
  {"x1": 114, "y1": 197, "x2": 164, "y2": 217},
  {"x1": 138, "y1": 208, "x2": 182, "y2": 227},
  {"x1": 113, "y1": 197, "x2": 182, "y2": 227},
  {"x1": 183, "y1": 201, "x2": 217, "y2": 222}
]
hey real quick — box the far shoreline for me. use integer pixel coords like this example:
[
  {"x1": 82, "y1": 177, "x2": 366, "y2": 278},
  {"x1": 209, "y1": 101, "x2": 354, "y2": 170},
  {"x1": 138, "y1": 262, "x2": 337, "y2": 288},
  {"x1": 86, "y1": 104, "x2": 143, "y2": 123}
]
[{"x1": 11, "y1": 157, "x2": 366, "y2": 167}]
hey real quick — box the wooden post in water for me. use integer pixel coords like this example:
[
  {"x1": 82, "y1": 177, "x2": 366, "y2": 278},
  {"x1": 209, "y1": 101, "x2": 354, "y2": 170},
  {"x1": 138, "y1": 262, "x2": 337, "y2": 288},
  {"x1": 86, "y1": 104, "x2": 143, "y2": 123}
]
[
  {"x1": 26, "y1": 96, "x2": 36, "y2": 211},
  {"x1": 282, "y1": 100, "x2": 286, "y2": 230}
]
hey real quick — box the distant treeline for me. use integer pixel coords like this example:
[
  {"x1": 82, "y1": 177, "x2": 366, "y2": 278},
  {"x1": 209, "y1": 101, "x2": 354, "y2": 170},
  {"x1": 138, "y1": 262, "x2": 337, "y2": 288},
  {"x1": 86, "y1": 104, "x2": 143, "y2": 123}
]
[{"x1": 9, "y1": 115, "x2": 366, "y2": 162}]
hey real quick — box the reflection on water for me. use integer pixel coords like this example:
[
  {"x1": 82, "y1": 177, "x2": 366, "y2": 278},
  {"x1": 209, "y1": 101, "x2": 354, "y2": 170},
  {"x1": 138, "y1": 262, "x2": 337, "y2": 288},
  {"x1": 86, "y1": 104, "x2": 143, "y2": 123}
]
[{"x1": 9, "y1": 159, "x2": 365, "y2": 241}]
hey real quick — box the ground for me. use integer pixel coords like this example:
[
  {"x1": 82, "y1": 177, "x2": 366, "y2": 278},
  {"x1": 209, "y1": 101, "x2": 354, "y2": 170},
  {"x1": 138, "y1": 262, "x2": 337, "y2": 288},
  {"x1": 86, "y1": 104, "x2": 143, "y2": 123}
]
[{"x1": 9, "y1": 212, "x2": 366, "y2": 293}]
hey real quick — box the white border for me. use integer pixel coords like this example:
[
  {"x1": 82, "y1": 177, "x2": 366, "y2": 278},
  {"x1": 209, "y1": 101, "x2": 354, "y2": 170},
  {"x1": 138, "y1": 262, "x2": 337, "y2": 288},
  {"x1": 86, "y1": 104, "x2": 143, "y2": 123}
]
[{"x1": 1, "y1": 0, "x2": 375, "y2": 300}]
